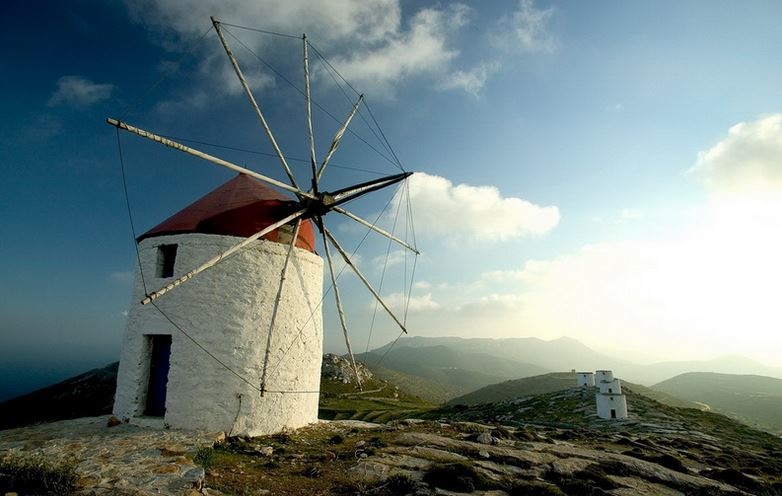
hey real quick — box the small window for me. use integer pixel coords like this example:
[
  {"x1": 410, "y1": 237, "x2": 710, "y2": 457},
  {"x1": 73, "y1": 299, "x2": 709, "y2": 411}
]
[
  {"x1": 608, "y1": 388, "x2": 613, "y2": 393},
  {"x1": 156, "y1": 244, "x2": 177, "y2": 278}
]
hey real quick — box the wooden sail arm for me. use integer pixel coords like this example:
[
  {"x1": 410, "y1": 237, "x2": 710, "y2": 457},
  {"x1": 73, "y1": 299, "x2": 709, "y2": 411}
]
[
  {"x1": 303, "y1": 34, "x2": 318, "y2": 194},
  {"x1": 140, "y1": 208, "x2": 307, "y2": 305},
  {"x1": 211, "y1": 17, "x2": 300, "y2": 192},
  {"x1": 316, "y1": 94, "x2": 363, "y2": 183},
  {"x1": 328, "y1": 171, "x2": 412, "y2": 207},
  {"x1": 106, "y1": 118, "x2": 316, "y2": 201},
  {"x1": 319, "y1": 218, "x2": 363, "y2": 389},
  {"x1": 323, "y1": 226, "x2": 408, "y2": 335}
]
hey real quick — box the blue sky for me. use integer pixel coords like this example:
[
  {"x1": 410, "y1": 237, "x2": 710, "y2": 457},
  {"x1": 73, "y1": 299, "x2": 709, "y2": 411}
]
[{"x1": 2, "y1": 0, "x2": 782, "y2": 399}]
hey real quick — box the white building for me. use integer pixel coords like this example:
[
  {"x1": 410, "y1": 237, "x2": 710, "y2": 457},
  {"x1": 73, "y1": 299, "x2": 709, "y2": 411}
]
[
  {"x1": 113, "y1": 174, "x2": 324, "y2": 436},
  {"x1": 598, "y1": 379, "x2": 622, "y2": 395},
  {"x1": 595, "y1": 369, "x2": 614, "y2": 383},
  {"x1": 576, "y1": 372, "x2": 596, "y2": 387},
  {"x1": 594, "y1": 370, "x2": 628, "y2": 420}
]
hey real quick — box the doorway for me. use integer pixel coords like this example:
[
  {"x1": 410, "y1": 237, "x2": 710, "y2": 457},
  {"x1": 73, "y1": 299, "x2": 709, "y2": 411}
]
[
  {"x1": 144, "y1": 335, "x2": 172, "y2": 417},
  {"x1": 610, "y1": 409, "x2": 617, "y2": 419}
]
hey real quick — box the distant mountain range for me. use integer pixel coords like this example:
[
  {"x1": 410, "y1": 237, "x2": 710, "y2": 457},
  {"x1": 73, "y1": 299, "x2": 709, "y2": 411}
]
[
  {"x1": 357, "y1": 344, "x2": 549, "y2": 402},
  {"x1": 653, "y1": 372, "x2": 782, "y2": 435},
  {"x1": 364, "y1": 336, "x2": 782, "y2": 387},
  {"x1": 3, "y1": 336, "x2": 781, "y2": 436}
]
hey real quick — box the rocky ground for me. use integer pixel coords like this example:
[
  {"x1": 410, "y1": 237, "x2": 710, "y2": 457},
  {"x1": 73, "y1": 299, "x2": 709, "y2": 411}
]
[
  {"x1": 196, "y1": 410, "x2": 782, "y2": 496},
  {"x1": 2, "y1": 363, "x2": 781, "y2": 495},
  {"x1": 0, "y1": 416, "x2": 221, "y2": 495}
]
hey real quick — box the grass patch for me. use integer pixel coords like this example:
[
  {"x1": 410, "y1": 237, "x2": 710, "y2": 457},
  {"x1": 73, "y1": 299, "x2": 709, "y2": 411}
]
[
  {"x1": 0, "y1": 454, "x2": 77, "y2": 496},
  {"x1": 193, "y1": 446, "x2": 216, "y2": 468}
]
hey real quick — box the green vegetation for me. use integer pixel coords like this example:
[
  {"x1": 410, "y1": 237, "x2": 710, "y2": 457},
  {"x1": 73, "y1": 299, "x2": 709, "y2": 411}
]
[
  {"x1": 448, "y1": 372, "x2": 576, "y2": 406},
  {"x1": 422, "y1": 462, "x2": 491, "y2": 492},
  {"x1": 318, "y1": 373, "x2": 435, "y2": 423},
  {"x1": 653, "y1": 372, "x2": 782, "y2": 434},
  {"x1": 0, "y1": 454, "x2": 77, "y2": 496},
  {"x1": 357, "y1": 344, "x2": 549, "y2": 402}
]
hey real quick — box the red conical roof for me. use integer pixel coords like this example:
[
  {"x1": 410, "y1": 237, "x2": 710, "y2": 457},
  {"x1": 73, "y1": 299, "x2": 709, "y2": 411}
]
[{"x1": 138, "y1": 174, "x2": 316, "y2": 253}]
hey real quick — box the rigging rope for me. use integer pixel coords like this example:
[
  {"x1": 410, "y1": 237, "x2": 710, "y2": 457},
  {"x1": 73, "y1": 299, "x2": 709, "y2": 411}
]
[
  {"x1": 364, "y1": 186, "x2": 404, "y2": 358},
  {"x1": 119, "y1": 24, "x2": 214, "y2": 120},
  {"x1": 157, "y1": 133, "x2": 385, "y2": 176},
  {"x1": 264, "y1": 187, "x2": 400, "y2": 383},
  {"x1": 223, "y1": 27, "x2": 400, "y2": 171},
  {"x1": 219, "y1": 22, "x2": 301, "y2": 40},
  {"x1": 309, "y1": 42, "x2": 400, "y2": 169}
]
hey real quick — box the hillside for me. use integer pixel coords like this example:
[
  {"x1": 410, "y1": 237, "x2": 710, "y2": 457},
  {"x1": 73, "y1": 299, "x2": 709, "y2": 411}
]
[
  {"x1": 372, "y1": 336, "x2": 623, "y2": 373},
  {"x1": 3, "y1": 362, "x2": 782, "y2": 494},
  {"x1": 448, "y1": 372, "x2": 576, "y2": 406},
  {"x1": 637, "y1": 355, "x2": 782, "y2": 385},
  {"x1": 448, "y1": 371, "x2": 702, "y2": 410},
  {"x1": 653, "y1": 372, "x2": 782, "y2": 435},
  {"x1": 0, "y1": 356, "x2": 435, "y2": 431},
  {"x1": 367, "y1": 336, "x2": 782, "y2": 386},
  {"x1": 318, "y1": 354, "x2": 434, "y2": 423},
  {"x1": 0, "y1": 362, "x2": 117, "y2": 430},
  {"x1": 357, "y1": 344, "x2": 549, "y2": 402}
]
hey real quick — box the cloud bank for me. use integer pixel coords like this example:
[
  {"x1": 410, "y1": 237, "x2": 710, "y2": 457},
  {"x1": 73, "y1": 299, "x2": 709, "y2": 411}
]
[
  {"x1": 691, "y1": 114, "x2": 782, "y2": 195},
  {"x1": 399, "y1": 115, "x2": 782, "y2": 365},
  {"x1": 398, "y1": 172, "x2": 559, "y2": 242},
  {"x1": 124, "y1": 0, "x2": 495, "y2": 96}
]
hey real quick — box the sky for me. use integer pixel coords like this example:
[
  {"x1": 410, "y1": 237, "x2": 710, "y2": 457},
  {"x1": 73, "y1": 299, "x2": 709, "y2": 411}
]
[{"x1": 2, "y1": 0, "x2": 782, "y2": 399}]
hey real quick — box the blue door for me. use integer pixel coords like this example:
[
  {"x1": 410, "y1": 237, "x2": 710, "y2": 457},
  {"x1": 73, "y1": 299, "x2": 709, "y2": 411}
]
[{"x1": 144, "y1": 335, "x2": 172, "y2": 417}]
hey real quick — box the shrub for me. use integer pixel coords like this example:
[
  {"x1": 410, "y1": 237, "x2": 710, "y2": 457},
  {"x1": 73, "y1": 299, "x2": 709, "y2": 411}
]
[
  {"x1": 193, "y1": 446, "x2": 215, "y2": 468},
  {"x1": 379, "y1": 474, "x2": 421, "y2": 495},
  {"x1": 506, "y1": 480, "x2": 566, "y2": 496},
  {"x1": 0, "y1": 454, "x2": 77, "y2": 496},
  {"x1": 423, "y1": 462, "x2": 489, "y2": 492}
]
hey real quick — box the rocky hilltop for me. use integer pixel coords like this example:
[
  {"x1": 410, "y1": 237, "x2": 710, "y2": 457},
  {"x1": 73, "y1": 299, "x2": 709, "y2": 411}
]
[
  {"x1": 321, "y1": 353, "x2": 374, "y2": 385},
  {"x1": 3, "y1": 381, "x2": 780, "y2": 495}
]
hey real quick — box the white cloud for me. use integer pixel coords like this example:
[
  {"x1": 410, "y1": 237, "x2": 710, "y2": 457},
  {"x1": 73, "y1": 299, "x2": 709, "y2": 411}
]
[
  {"x1": 438, "y1": 61, "x2": 500, "y2": 96},
  {"x1": 48, "y1": 76, "x2": 114, "y2": 107},
  {"x1": 493, "y1": 0, "x2": 556, "y2": 54},
  {"x1": 382, "y1": 292, "x2": 440, "y2": 312},
  {"x1": 397, "y1": 172, "x2": 559, "y2": 242},
  {"x1": 125, "y1": 0, "x2": 402, "y2": 45},
  {"x1": 414, "y1": 280, "x2": 431, "y2": 289},
  {"x1": 329, "y1": 4, "x2": 471, "y2": 94},
  {"x1": 372, "y1": 249, "x2": 408, "y2": 270},
  {"x1": 690, "y1": 114, "x2": 782, "y2": 195},
  {"x1": 125, "y1": 0, "x2": 481, "y2": 96}
]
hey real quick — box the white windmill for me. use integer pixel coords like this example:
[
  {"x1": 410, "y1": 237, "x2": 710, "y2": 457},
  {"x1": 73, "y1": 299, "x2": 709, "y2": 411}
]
[{"x1": 110, "y1": 17, "x2": 418, "y2": 436}]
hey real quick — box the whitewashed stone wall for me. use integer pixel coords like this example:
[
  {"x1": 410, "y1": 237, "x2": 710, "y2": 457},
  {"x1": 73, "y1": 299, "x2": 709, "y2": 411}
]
[
  {"x1": 596, "y1": 392, "x2": 628, "y2": 419},
  {"x1": 598, "y1": 378, "x2": 622, "y2": 395},
  {"x1": 576, "y1": 372, "x2": 595, "y2": 387},
  {"x1": 595, "y1": 370, "x2": 614, "y2": 383},
  {"x1": 114, "y1": 233, "x2": 323, "y2": 436}
]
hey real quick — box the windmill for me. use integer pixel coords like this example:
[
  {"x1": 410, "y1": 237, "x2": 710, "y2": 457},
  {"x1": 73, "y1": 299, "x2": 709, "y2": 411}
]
[{"x1": 110, "y1": 18, "x2": 418, "y2": 435}]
